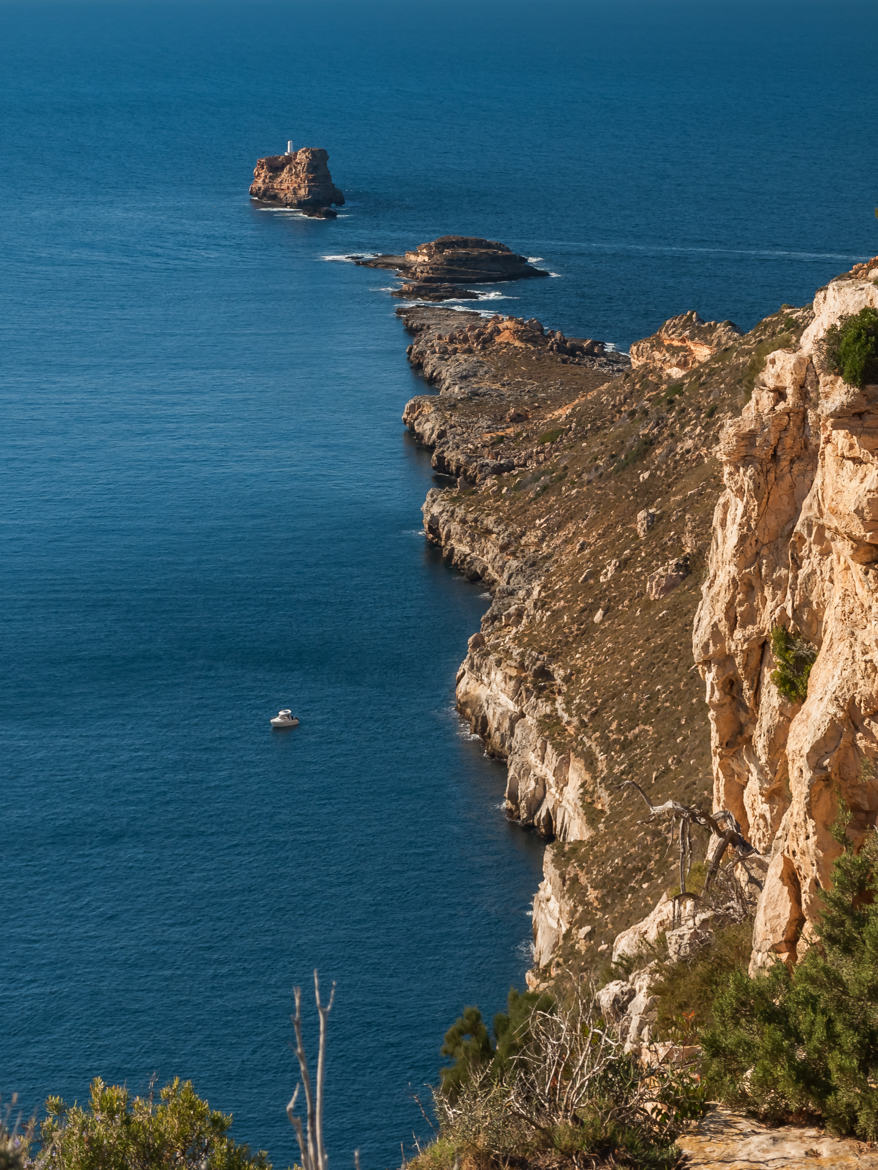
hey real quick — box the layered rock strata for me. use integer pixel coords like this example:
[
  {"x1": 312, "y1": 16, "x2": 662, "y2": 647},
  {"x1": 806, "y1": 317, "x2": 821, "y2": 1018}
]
[
  {"x1": 359, "y1": 236, "x2": 547, "y2": 300},
  {"x1": 249, "y1": 148, "x2": 344, "y2": 217},
  {"x1": 398, "y1": 302, "x2": 802, "y2": 976},
  {"x1": 693, "y1": 256, "x2": 878, "y2": 969}
]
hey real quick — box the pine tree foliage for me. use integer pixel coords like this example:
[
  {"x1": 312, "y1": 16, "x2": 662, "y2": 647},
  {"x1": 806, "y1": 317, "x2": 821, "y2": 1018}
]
[
  {"x1": 824, "y1": 307, "x2": 878, "y2": 389},
  {"x1": 438, "y1": 989, "x2": 552, "y2": 1102},
  {"x1": 439, "y1": 1006, "x2": 493, "y2": 1102},
  {"x1": 702, "y1": 827, "x2": 878, "y2": 1139}
]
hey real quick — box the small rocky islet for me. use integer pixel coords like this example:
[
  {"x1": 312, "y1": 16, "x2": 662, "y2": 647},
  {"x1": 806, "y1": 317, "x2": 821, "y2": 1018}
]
[
  {"x1": 355, "y1": 235, "x2": 548, "y2": 300},
  {"x1": 249, "y1": 145, "x2": 344, "y2": 217}
]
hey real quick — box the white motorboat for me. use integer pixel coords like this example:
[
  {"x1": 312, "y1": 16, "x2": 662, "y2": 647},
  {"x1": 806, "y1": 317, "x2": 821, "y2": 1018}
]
[{"x1": 270, "y1": 708, "x2": 300, "y2": 728}]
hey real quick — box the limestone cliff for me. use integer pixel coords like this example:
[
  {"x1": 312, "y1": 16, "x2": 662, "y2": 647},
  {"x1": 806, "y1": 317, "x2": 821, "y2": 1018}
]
[
  {"x1": 398, "y1": 257, "x2": 878, "y2": 987},
  {"x1": 693, "y1": 256, "x2": 878, "y2": 969},
  {"x1": 398, "y1": 302, "x2": 803, "y2": 977},
  {"x1": 249, "y1": 148, "x2": 344, "y2": 216}
]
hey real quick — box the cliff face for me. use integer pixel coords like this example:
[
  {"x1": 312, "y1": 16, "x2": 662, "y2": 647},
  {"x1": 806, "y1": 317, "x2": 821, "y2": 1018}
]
[
  {"x1": 693, "y1": 257, "x2": 878, "y2": 969},
  {"x1": 399, "y1": 302, "x2": 805, "y2": 976},
  {"x1": 249, "y1": 148, "x2": 344, "y2": 215}
]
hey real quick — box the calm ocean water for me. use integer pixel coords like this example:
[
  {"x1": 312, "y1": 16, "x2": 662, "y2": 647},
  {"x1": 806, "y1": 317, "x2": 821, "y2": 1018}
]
[{"x1": 1, "y1": 0, "x2": 876, "y2": 1165}]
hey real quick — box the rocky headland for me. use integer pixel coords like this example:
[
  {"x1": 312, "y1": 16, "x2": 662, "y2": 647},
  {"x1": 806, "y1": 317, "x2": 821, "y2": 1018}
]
[
  {"x1": 357, "y1": 235, "x2": 547, "y2": 300},
  {"x1": 393, "y1": 261, "x2": 878, "y2": 1166},
  {"x1": 249, "y1": 147, "x2": 344, "y2": 217},
  {"x1": 397, "y1": 257, "x2": 878, "y2": 1001}
]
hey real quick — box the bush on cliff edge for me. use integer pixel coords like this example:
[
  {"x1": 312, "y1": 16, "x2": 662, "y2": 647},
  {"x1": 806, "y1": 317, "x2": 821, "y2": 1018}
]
[
  {"x1": 770, "y1": 625, "x2": 816, "y2": 703},
  {"x1": 824, "y1": 306, "x2": 878, "y2": 389},
  {"x1": 701, "y1": 827, "x2": 878, "y2": 1139}
]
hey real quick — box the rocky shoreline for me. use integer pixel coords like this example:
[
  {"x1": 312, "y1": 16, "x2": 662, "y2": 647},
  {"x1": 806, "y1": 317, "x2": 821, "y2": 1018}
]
[
  {"x1": 393, "y1": 253, "x2": 878, "y2": 987},
  {"x1": 397, "y1": 299, "x2": 752, "y2": 973},
  {"x1": 391, "y1": 268, "x2": 878, "y2": 1169}
]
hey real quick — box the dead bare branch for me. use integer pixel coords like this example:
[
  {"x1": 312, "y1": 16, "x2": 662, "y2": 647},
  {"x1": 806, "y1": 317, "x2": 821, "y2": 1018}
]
[
  {"x1": 620, "y1": 775, "x2": 767, "y2": 914},
  {"x1": 288, "y1": 971, "x2": 337, "y2": 1170}
]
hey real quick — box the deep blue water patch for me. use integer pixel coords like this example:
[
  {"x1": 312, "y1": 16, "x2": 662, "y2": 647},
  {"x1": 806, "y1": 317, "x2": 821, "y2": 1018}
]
[{"x1": 1, "y1": 0, "x2": 877, "y2": 1166}]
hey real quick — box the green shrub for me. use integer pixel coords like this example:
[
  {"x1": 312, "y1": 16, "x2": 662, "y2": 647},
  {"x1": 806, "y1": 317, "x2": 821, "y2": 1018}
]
[
  {"x1": 439, "y1": 988, "x2": 552, "y2": 1101},
  {"x1": 824, "y1": 307, "x2": 878, "y2": 388},
  {"x1": 433, "y1": 988, "x2": 705, "y2": 1169},
  {"x1": 36, "y1": 1078, "x2": 270, "y2": 1170},
  {"x1": 770, "y1": 625, "x2": 817, "y2": 702},
  {"x1": 536, "y1": 426, "x2": 565, "y2": 445},
  {"x1": 651, "y1": 921, "x2": 752, "y2": 1044},
  {"x1": 701, "y1": 829, "x2": 878, "y2": 1139}
]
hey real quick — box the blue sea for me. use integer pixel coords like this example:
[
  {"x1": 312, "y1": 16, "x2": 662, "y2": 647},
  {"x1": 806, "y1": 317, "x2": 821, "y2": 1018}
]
[{"x1": 1, "y1": 0, "x2": 876, "y2": 1165}]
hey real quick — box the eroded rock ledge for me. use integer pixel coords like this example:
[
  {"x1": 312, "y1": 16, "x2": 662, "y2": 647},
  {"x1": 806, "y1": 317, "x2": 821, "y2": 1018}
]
[
  {"x1": 249, "y1": 147, "x2": 344, "y2": 217},
  {"x1": 629, "y1": 310, "x2": 742, "y2": 378},
  {"x1": 679, "y1": 1107, "x2": 878, "y2": 1169},
  {"x1": 358, "y1": 236, "x2": 547, "y2": 301}
]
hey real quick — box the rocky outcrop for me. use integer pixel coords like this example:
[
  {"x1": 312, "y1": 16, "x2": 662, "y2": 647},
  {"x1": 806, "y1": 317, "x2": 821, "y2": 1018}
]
[
  {"x1": 358, "y1": 236, "x2": 547, "y2": 300},
  {"x1": 408, "y1": 310, "x2": 609, "y2": 368},
  {"x1": 693, "y1": 256, "x2": 878, "y2": 970},
  {"x1": 249, "y1": 148, "x2": 344, "y2": 216},
  {"x1": 678, "y1": 1108, "x2": 878, "y2": 1169},
  {"x1": 630, "y1": 310, "x2": 741, "y2": 378},
  {"x1": 400, "y1": 307, "x2": 623, "y2": 483}
]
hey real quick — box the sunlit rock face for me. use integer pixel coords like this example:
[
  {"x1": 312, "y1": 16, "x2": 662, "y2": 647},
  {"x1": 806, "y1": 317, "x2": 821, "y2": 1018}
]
[
  {"x1": 249, "y1": 148, "x2": 344, "y2": 216},
  {"x1": 693, "y1": 256, "x2": 878, "y2": 970},
  {"x1": 629, "y1": 310, "x2": 741, "y2": 379}
]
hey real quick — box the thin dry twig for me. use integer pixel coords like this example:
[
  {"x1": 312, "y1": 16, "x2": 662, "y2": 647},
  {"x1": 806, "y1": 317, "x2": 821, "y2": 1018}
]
[{"x1": 287, "y1": 971, "x2": 337, "y2": 1170}]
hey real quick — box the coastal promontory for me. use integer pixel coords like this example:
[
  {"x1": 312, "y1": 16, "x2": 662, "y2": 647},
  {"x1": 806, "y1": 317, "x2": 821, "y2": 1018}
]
[
  {"x1": 249, "y1": 147, "x2": 344, "y2": 217},
  {"x1": 357, "y1": 236, "x2": 547, "y2": 300}
]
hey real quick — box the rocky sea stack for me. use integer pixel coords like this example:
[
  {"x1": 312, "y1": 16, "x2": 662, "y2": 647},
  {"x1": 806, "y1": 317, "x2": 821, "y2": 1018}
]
[
  {"x1": 357, "y1": 235, "x2": 548, "y2": 300},
  {"x1": 249, "y1": 147, "x2": 344, "y2": 218}
]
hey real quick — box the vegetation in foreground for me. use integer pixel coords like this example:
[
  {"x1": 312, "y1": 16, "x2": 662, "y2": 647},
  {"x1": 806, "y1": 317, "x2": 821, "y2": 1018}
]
[
  {"x1": 9, "y1": 828, "x2": 875, "y2": 1170},
  {"x1": 0, "y1": 973, "x2": 340, "y2": 1170},
  {"x1": 421, "y1": 987, "x2": 705, "y2": 1170},
  {"x1": 700, "y1": 828, "x2": 878, "y2": 1140},
  {"x1": 421, "y1": 812, "x2": 878, "y2": 1170},
  {"x1": 0, "y1": 1079, "x2": 270, "y2": 1170}
]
